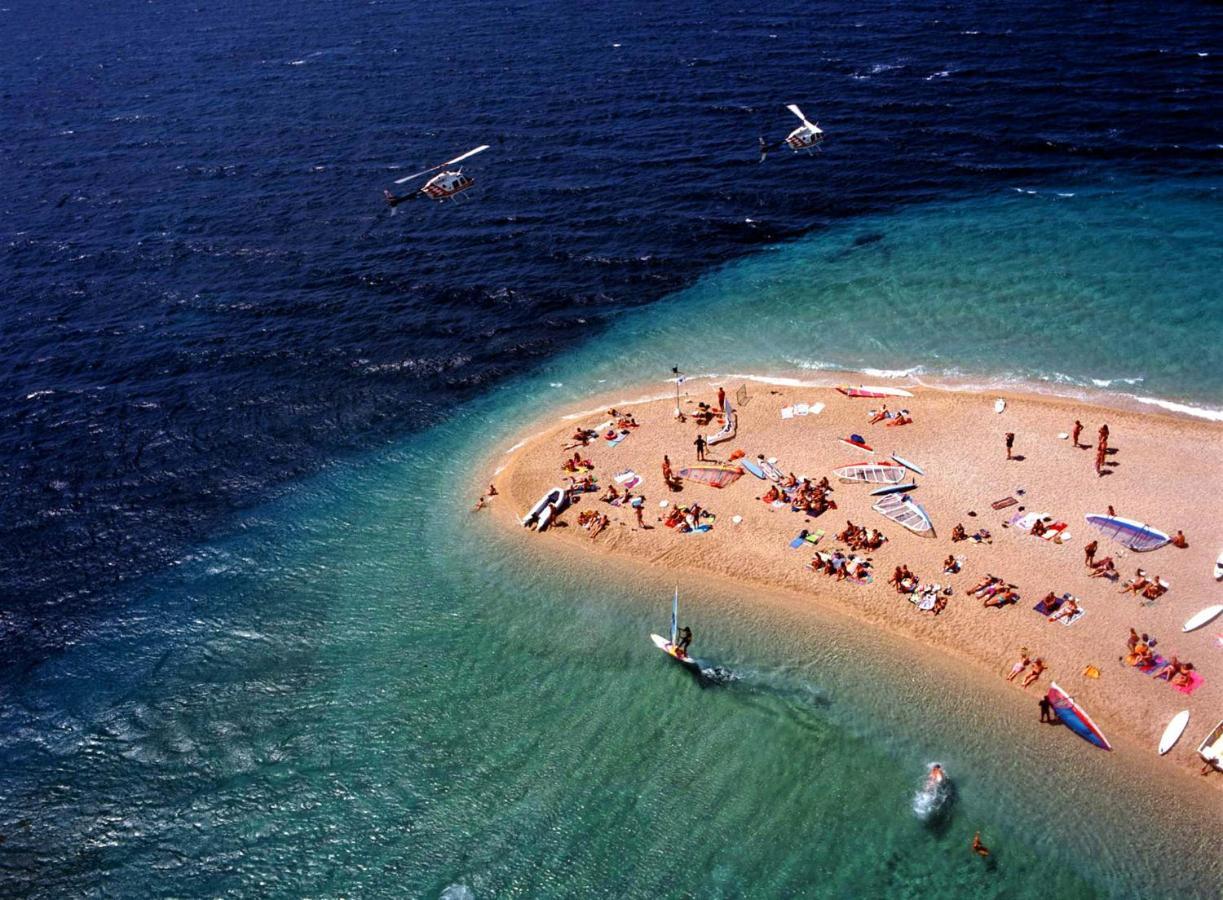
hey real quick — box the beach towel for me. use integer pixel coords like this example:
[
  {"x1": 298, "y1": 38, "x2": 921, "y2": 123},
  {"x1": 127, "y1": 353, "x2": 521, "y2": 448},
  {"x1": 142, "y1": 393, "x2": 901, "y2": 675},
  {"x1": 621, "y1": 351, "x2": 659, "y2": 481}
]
[
  {"x1": 794, "y1": 403, "x2": 809, "y2": 416},
  {"x1": 1174, "y1": 672, "x2": 1204, "y2": 696},
  {"x1": 991, "y1": 497, "x2": 1018, "y2": 510},
  {"x1": 780, "y1": 407, "x2": 795, "y2": 420},
  {"x1": 1058, "y1": 607, "x2": 1085, "y2": 626},
  {"x1": 1033, "y1": 596, "x2": 1064, "y2": 616},
  {"x1": 805, "y1": 530, "x2": 825, "y2": 545},
  {"x1": 605, "y1": 430, "x2": 629, "y2": 447},
  {"x1": 1137, "y1": 655, "x2": 1167, "y2": 675},
  {"x1": 790, "y1": 533, "x2": 808, "y2": 549}
]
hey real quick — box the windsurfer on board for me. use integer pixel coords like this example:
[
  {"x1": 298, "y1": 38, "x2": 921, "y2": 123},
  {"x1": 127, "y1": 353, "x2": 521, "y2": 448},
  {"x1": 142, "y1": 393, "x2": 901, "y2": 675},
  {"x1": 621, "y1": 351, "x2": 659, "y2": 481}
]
[
  {"x1": 383, "y1": 189, "x2": 410, "y2": 208},
  {"x1": 676, "y1": 626, "x2": 693, "y2": 656}
]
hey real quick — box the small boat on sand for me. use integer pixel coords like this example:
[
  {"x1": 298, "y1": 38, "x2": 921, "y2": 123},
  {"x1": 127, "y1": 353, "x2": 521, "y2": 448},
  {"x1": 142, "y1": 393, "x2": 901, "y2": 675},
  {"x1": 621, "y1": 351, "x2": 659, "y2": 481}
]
[
  {"x1": 1199, "y1": 720, "x2": 1223, "y2": 765},
  {"x1": 522, "y1": 487, "x2": 566, "y2": 529}
]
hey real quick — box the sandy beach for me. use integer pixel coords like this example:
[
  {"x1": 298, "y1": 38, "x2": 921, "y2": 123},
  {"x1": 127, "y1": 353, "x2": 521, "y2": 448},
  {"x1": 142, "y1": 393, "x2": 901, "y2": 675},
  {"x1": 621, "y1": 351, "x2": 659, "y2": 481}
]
[{"x1": 487, "y1": 374, "x2": 1223, "y2": 780}]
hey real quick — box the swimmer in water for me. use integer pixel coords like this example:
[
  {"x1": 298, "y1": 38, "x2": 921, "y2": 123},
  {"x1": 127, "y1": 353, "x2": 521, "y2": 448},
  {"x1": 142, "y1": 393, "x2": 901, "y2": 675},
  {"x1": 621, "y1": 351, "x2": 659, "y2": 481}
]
[
  {"x1": 972, "y1": 832, "x2": 990, "y2": 858},
  {"x1": 927, "y1": 764, "x2": 945, "y2": 787}
]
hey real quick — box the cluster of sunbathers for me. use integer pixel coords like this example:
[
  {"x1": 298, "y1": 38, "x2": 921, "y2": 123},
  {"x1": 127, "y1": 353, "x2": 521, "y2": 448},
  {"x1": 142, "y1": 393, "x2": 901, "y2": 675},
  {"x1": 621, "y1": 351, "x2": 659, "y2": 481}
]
[
  {"x1": 1119, "y1": 569, "x2": 1168, "y2": 600},
  {"x1": 576, "y1": 509, "x2": 610, "y2": 539},
  {"x1": 762, "y1": 475, "x2": 835, "y2": 516},
  {"x1": 810, "y1": 550, "x2": 871, "y2": 582},
  {"x1": 1038, "y1": 591, "x2": 1080, "y2": 623},
  {"x1": 888, "y1": 565, "x2": 919, "y2": 594},
  {"x1": 1125, "y1": 629, "x2": 1195, "y2": 685},
  {"x1": 836, "y1": 520, "x2": 886, "y2": 552},
  {"x1": 663, "y1": 503, "x2": 713, "y2": 533},
  {"x1": 949, "y1": 523, "x2": 991, "y2": 543},
  {"x1": 971, "y1": 574, "x2": 1020, "y2": 607},
  {"x1": 1006, "y1": 650, "x2": 1046, "y2": 687},
  {"x1": 562, "y1": 452, "x2": 594, "y2": 473},
  {"x1": 867, "y1": 405, "x2": 913, "y2": 427}
]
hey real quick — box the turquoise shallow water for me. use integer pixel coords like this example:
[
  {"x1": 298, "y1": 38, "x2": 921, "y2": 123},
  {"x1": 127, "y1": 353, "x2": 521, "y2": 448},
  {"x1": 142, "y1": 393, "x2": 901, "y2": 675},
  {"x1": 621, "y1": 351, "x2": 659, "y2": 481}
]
[{"x1": 3, "y1": 179, "x2": 1221, "y2": 897}]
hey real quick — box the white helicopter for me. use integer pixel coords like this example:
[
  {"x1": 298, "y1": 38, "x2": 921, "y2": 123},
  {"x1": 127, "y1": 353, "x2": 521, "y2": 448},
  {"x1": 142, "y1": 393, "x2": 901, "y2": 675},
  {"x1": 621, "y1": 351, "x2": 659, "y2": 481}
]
[
  {"x1": 384, "y1": 144, "x2": 489, "y2": 209},
  {"x1": 759, "y1": 104, "x2": 824, "y2": 162}
]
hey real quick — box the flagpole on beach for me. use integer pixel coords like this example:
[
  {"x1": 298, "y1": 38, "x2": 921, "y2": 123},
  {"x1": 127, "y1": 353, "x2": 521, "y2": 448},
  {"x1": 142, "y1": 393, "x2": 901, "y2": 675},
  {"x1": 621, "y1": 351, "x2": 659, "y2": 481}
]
[{"x1": 671, "y1": 366, "x2": 684, "y2": 418}]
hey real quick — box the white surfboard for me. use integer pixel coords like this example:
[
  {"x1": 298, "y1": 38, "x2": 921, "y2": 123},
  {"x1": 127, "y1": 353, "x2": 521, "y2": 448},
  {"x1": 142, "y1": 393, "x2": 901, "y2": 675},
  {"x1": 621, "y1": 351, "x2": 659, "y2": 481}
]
[
  {"x1": 1159, "y1": 710, "x2": 1190, "y2": 755},
  {"x1": 890, "y1": 453, "x2": 925, "y2": 476},
  {"x1": 1183, "y1": 604, "x2": 1223, "y2": 632},
  {"x1": 650, "y1": 633, "x2": 698, "y2": 666},
  {"x1": 994, "y1": 398, "x2": 1006, "y2": 414}
]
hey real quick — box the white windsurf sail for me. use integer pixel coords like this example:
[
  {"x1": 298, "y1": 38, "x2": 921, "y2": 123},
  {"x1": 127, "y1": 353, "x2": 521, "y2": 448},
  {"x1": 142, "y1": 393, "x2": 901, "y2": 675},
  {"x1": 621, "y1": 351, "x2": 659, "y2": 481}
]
[{"x1": 670, "y1": 587, "x2": 679, "y2": 644}]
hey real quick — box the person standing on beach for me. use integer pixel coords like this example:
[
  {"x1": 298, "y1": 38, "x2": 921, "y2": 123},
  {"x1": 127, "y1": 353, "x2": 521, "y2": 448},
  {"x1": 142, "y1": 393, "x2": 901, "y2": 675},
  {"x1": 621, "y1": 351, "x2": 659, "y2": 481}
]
[
  {"x1": 1005, "y1": 432, "x2": 1015, "y2": 460},
  {"x1": 634, "y1": 503, "x2": 645, "y2": 528},
  {"x1": 1039, "y1": 696, "x2": 1055, "y2": 723},
  {"x1": 662, "y1": 454, "x2": 674, "y2": 488},
  {"x1": 717, "y1": 386, "x2": 725, "y2": 411},
  {"x1": 1084, "y1": 540, "x2": 1098, "y2": 567},
  {"x1": 1097, "y1": 423, "x2": 1109, "y2": 451},
  {"x1": 1071, "y1": 420, "x2": 1083, "y2": 448},
  {"x1": 694, "y1": 434, "x2": 707, "y2": 461},
  {"x1": 1094, "y1": 444, "x2": 1106, "y2": 476}
]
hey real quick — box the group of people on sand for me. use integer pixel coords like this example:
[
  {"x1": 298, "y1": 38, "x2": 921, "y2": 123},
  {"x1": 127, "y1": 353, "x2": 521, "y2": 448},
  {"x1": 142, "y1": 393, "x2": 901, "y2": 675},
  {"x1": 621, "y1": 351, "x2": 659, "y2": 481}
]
[
  {"x1": 811, "y1": 550, "x2": 871, "y2": 582},
  {"x1": 1124, "y1": 629, "x2": 1195, "y2": 686},
  {"x1": 576, "y1": 508, "x2": 610, "y2": 539},
  {"x1": 1119, "y1": 569, "x2": 1168, "y2": 601},
  {"x1": 949, "y1": 522, "x2": 991, "y2": 544},
  {"x1": 837, "y1": 520, "x2": 886, "y2": 552},
  {"x1": 562, "y1": 451, "x2": 594, "y2": 474},
  {"x1": 1038, "y1": 591, "x2": 1080, "y2": 623},
  {"x1": 663, "y1": 502, "x2": 711, "y2": 533},
  {"x1": 887, "y1": 564, "x2": 919, "y2": 594},
  {"x1": 971, "y1": 574, "x2": 1019, "y2": 608},
  {"x1": 867, "y1": 405, "x2": 913, "y2": 427},
  {"x1": 762, "y1": 475, "x2": 835, "y2": 517},
  {"x1": 1083, "y1": 540, "x2": 1117, "y2": 579},
  {"x1": 1006, "y1": 648, "x2": 1047, "y2": 688}
]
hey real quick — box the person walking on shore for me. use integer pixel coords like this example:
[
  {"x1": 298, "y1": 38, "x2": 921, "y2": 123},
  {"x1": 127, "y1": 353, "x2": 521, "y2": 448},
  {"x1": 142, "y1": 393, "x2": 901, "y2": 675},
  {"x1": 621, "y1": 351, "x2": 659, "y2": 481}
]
[
  {"x1": 1071, "y1": 419, "x2": 1083, "y2": 448},
  {"x1": 1005, "y1": 432, "x2": 1015, "y2": 460},
  {"x1": 694, "y1": 434, "x2": 707, "y2": 461}
]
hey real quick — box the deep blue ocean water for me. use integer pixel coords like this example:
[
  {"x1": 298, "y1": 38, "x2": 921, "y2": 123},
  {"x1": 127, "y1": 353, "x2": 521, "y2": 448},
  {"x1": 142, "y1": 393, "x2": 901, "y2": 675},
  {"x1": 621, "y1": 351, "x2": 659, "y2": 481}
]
[{"x1": 2, "y1": 2, "x2": 1221, "y2": 895}]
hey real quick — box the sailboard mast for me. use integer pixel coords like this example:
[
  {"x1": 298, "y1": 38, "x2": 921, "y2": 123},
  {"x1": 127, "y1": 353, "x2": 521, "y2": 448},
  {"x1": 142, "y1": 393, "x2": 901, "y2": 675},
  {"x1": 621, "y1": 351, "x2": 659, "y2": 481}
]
[{"x1": 670, "y1": 587, "x2": 679, "y2": 644}]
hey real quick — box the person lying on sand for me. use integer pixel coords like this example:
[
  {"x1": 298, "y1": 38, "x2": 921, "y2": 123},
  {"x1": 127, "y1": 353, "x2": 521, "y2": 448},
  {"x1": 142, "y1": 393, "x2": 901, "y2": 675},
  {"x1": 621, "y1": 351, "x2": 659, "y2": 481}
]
[
  {"x1": 1120, "y1": 570, "x2": 1150, "y2": 594},
  {"x1": 983, "y1": 588, "x2": 1019, "y2": 608},
  {"x1": 885, "y1": 413, "x2": 912, "y2": 427},
  {"x1": 1022, "y1": 659, "x2": 1046, "y2": 687},
  {"x1": 1087, "y1": 557, "x2": 1116, "y2": 578},
  {"x1": 1152, "y1": 656, "x2": 1180, "y2": 680},
  {"x1": 969, "y1": 574, "x2": 1001, "y2": 594},
  {"x1": 1141, "y1": 579, "x2": 1167, "y2": 600},
  {"x1": 869, "y1": 405, "x2": 890, "y2": 424},
  {"x1": 1007, "y1": 651, "x2": 1032, "y2": 681}
]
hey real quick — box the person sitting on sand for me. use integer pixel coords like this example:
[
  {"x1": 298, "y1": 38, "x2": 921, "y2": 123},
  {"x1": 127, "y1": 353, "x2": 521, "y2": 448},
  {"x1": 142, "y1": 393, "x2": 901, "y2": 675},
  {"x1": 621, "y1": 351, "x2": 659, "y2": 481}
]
[
  {"x1": 1022, "y1": 658, "x2": 1046, "y2": 688},
  {"x1": 1170, "y1": 662, "x2": 1195, "y2": 688},
  {"x1": 951, "y1": 523, "x2": 967, "y2": 543},
  {"x1": 1049, "y1": 598, "x2": 1079, "y2": 623},
  {"x1": 1141, "y1": 579, "x2": 1167, "y2": 601},
  {"x1": 1007, "y1": 651, "x2": 1032, "y2": 682},
  {"x1": 1120, "y1": 571, "x2": 1150, "y2": 594},
  {"x1": 1152, "y1": 656, "x2": 1180, "y2": 681},
  {"x1": 1030, "y1": 518, "x2": 1047, "y2": 538},
  {"x1": 601, "y1": 484, "x2": 621, "y2": 504},
  {"x1": 943, "y1": 555, "x2": 960, "y2": 574},
  {"x1": 1171, "y1": 529, "x2": 1188, "y2": 548},
  {"x1": 763, "y1": 484, "x2": 780, "y2": 504},
  {"x1": 869, "y1": 405, "x2": 890, "y2": 424},
  {"x1": 931, "y1": 594, "x2": 948, "y2": 615},
  {"x1": 1125, "y1": 641, "x2": 1152, "y2": 668}
]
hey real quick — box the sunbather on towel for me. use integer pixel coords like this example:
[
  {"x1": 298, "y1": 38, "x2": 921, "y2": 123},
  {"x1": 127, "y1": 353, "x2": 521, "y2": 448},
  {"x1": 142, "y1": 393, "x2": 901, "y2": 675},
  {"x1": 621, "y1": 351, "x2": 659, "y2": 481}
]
[
  {"x1": 1170, "y1": 663, "x2": 1195, "y2": 687},
  {"x1": 984, "y1": 589, "x2": 1018, "y2": 608},
  {"x1": 1049, "y1": 598, "x2": 1079, "y2": 623},
  {"x1": 1088, "y1": 556, "x2": 1116, "y2": 578},
  {"x1": 1022, "y1": 658, "x2": 1046, "y2": 688},
  {"x1": 885, "y1": 414, "x2": 912, "y2": 427},
  {"x1": 969, "y1": 574, "x2": 1001, "y2": 594}
]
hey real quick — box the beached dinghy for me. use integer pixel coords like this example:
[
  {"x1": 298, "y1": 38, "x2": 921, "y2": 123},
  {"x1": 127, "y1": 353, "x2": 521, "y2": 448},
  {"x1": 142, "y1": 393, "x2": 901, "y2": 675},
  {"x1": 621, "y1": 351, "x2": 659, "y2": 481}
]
[
  {"x1": 522, "y1": 487, "x2": 566, "y2": 529},
  {"x1": 1197, "y1": 719, "x2": 1223, "y2": 766},
  {"x1": 836, "y1": 385, "x2": 914, "y2": 399},
  {"x1": 833, "y1": 462, "x2": 907, "y2": 485},
  {"x1": 1084, "y1": 514, "x2": 1170, "y2": 552},
  {"x1": 1047, "y1": 682, "x2": 1112, "y2": 751},
  {"x1": 872, "y1": 492, "x2": 933, "y2": 534},
  {"x1": 650, "y1": 587, "x2": 699, "y2": 668}
]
